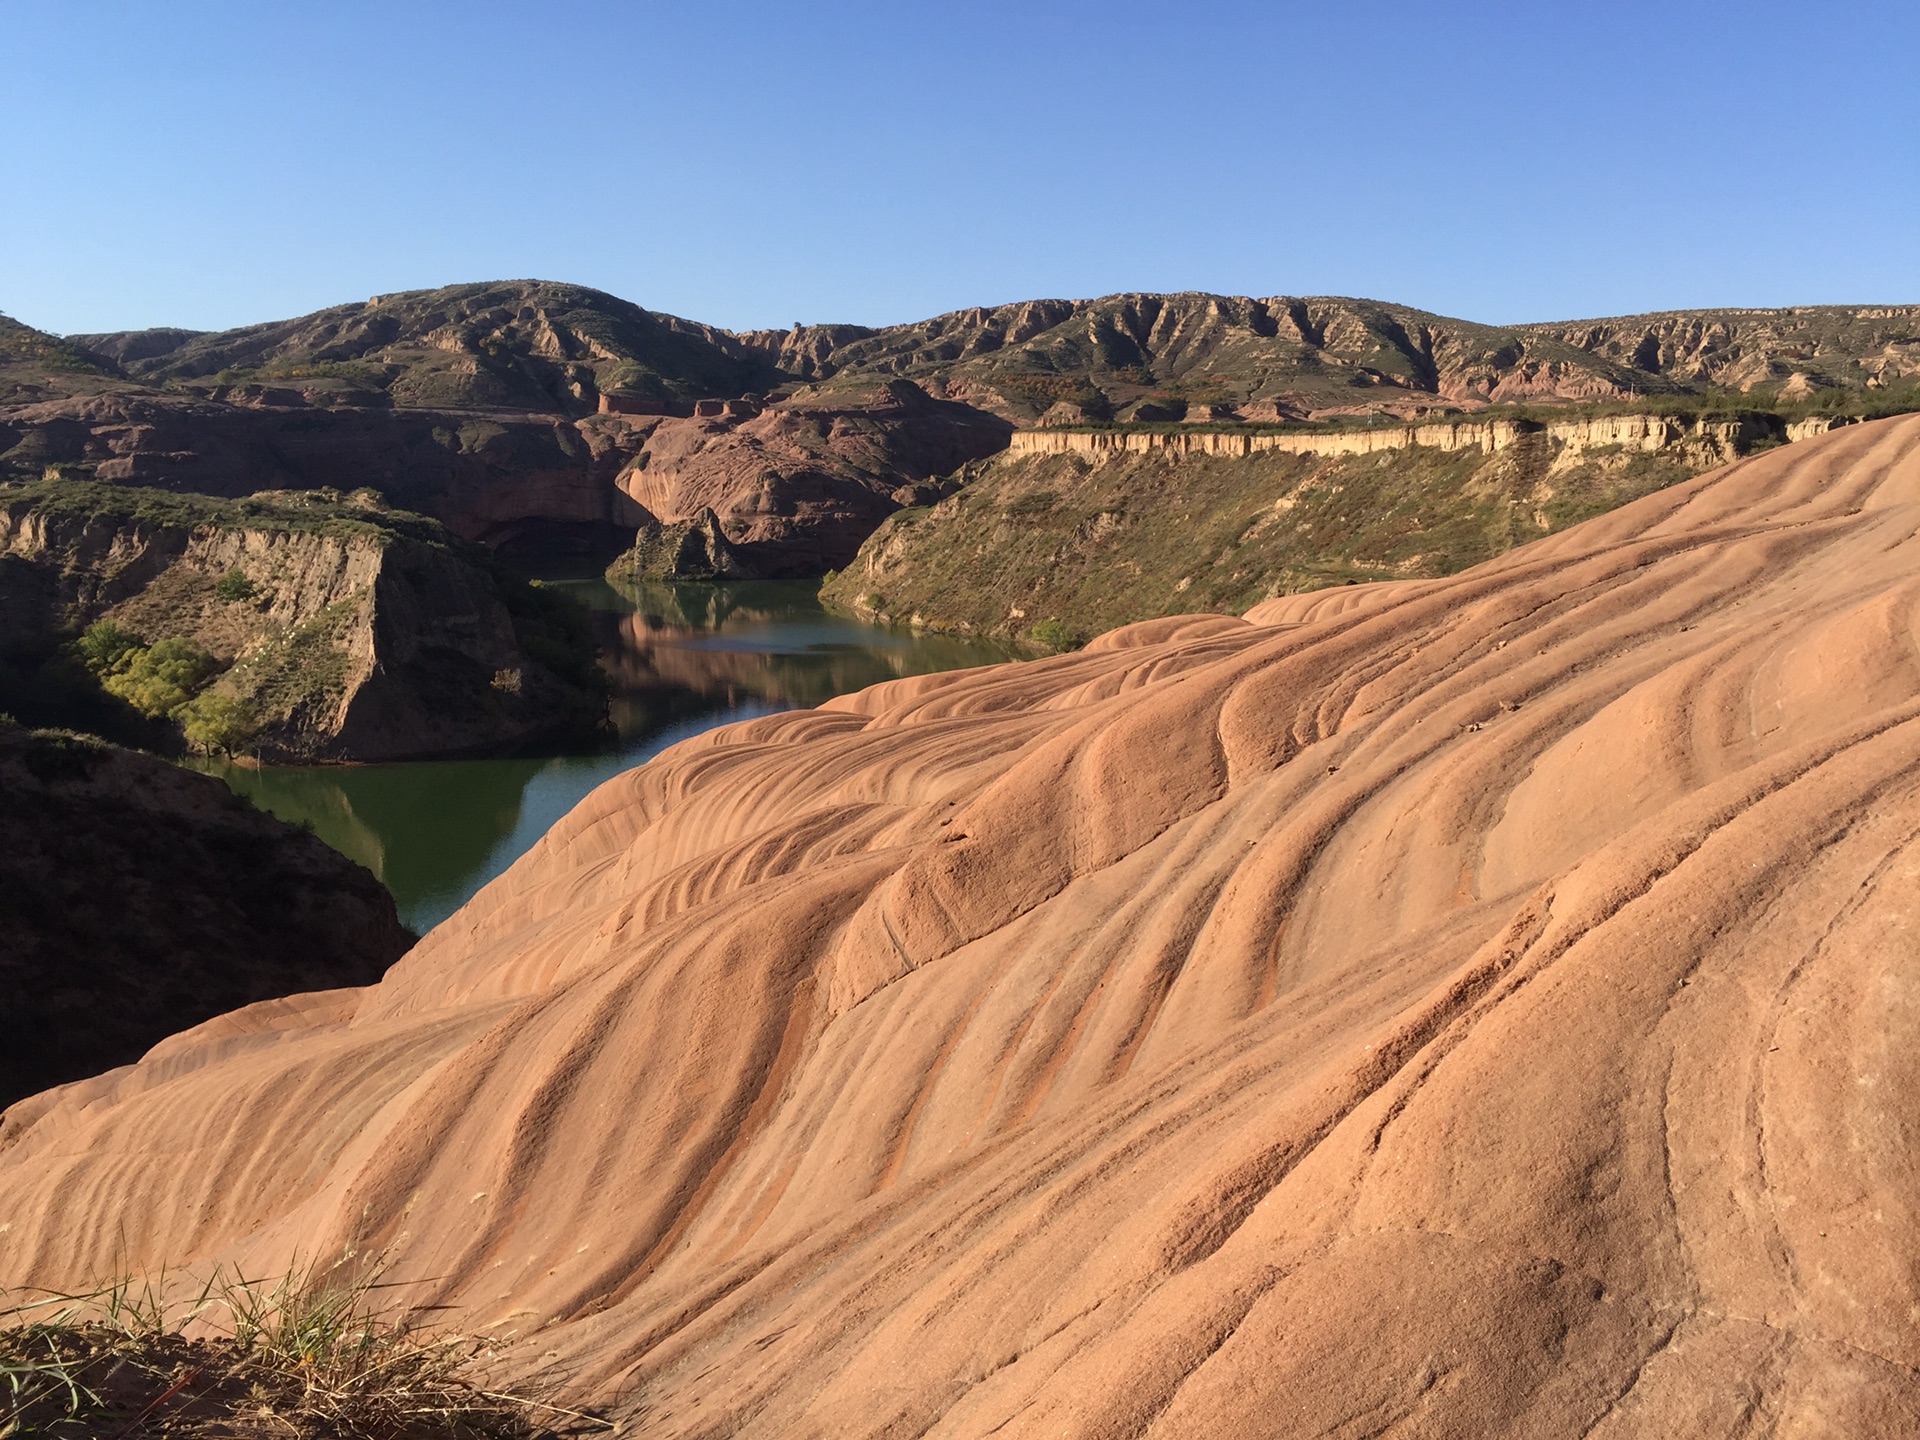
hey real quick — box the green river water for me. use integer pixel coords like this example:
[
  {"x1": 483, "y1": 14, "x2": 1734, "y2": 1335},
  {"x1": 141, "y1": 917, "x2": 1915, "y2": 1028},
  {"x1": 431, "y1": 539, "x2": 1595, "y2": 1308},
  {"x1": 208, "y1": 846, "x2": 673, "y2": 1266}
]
[{"x1": 205, "y1": 579, "x2": 1013, "y2": 935}]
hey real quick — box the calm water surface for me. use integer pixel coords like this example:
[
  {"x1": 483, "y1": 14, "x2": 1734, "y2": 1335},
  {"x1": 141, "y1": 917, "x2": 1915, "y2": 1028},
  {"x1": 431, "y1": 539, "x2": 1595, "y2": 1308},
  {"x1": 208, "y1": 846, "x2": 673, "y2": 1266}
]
[{"x1": 208, "y1": 580, "x2": 1013, "y2": 934}]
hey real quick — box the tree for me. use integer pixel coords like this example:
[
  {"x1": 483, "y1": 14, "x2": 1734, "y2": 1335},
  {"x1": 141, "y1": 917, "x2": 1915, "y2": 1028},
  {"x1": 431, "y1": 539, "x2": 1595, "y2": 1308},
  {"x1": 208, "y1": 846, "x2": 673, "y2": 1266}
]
[
  {"x1": 76, "y1": 618, "x2": 144, "y2": 675},
  {"x1": 178, "y1": 691, "x2": 261, "y2": 757},
  {"x1": 101, "y1": 637, "x2": 220, "y2": 718}
]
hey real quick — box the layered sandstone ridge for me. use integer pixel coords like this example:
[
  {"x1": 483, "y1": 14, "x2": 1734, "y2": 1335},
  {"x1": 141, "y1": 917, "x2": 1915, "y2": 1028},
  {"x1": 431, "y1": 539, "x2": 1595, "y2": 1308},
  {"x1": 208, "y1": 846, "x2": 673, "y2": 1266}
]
[
  {"x1": 5, "y1": 419, "x2": 1920, "y2": 1434},
  {"x1": 1008, "y1": 410, "x2": 1857, "y2": 462}
]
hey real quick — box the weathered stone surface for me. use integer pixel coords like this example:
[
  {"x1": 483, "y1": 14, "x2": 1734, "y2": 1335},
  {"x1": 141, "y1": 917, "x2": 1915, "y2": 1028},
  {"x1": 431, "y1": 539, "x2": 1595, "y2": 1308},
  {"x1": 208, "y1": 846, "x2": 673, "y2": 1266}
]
[
  {"x1": 604, "y1": 507, "x2": 758, "y2": 582},
  {"x1": 3, "y1": 418, "x2": 1917, "y2": 1435}
]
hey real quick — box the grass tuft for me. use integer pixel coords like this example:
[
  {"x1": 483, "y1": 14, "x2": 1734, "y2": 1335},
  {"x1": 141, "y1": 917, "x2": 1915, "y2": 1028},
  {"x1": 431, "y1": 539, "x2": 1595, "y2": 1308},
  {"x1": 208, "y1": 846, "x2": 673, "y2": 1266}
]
[{"x1": 0, "y1": 1255, "x2": 610, "y2": 1438}]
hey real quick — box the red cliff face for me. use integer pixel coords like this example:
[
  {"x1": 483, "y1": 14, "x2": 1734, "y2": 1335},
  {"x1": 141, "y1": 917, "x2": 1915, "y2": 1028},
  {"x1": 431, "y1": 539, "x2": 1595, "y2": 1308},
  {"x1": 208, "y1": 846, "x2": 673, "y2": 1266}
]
[
  {"x1": 4, "y1": 418, "x2": 1918, "y2": 1436},
  {"x1": 613, "y1": 379, "x2": 1012, "y2": 574}
]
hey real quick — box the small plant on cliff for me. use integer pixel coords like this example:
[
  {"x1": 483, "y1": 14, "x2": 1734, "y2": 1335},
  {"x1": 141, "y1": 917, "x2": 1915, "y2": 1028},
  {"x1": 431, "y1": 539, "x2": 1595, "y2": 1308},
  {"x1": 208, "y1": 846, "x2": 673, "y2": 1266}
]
[{"x1": 214, "y1": 567, "x2": 257, "y2": 603}]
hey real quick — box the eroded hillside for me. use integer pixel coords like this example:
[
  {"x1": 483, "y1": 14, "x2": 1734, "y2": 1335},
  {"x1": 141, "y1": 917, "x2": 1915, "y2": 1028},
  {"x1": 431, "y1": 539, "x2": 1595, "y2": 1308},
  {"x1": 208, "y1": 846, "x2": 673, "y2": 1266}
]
[
  {"x1": 0, "y1": 481, "x2": 605, "y2": 760},
  {"x1": 3, "y1": 418, "x2": 1916, "y2": 1436},
  {"x1": 7, "y1": 288, "x2": 1914, "y2": 582},
  {"x1": 824, "y1": 412, "x2": 1834, "y2": 643}
]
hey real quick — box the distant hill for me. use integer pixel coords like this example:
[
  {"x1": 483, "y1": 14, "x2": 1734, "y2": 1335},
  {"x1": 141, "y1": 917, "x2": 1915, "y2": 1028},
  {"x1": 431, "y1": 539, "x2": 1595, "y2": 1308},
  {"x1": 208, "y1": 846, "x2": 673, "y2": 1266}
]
[
  {"x1": 741, "y1": 293, "x2": 1679, "y2": 422},
  {"x1": 71, "y1": 279, "x2": 775, "y2": 413},
  {"x1": 1522, "y1": 305, "x2": 1920, "y2": 396},
  {"x1": 4, "y1": 286, "x2": 1916, "y2": 583}
]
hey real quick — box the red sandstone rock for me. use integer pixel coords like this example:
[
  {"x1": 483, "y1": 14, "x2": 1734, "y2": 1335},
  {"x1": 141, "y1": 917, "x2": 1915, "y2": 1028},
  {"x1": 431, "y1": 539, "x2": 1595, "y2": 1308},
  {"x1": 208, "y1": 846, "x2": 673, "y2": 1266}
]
[{"x1": 2, "y1": 414, "x2": 1918, "y2": 1438}]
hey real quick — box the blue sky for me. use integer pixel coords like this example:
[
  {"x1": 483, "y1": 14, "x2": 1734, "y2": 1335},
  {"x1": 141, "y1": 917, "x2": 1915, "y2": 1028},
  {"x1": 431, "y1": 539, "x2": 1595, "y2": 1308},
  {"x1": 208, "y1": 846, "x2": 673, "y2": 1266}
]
[{"x1": 3, "y1": 1, "x2": 1915, "y2": 336}]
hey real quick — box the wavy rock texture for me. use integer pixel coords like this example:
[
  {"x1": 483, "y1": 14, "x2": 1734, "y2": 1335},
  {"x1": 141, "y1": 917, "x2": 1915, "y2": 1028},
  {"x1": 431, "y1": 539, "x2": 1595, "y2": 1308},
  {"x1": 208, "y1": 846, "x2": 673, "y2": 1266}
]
[{"x1": 5, "y1": 419, "x2": 1920, "y2": 1435}]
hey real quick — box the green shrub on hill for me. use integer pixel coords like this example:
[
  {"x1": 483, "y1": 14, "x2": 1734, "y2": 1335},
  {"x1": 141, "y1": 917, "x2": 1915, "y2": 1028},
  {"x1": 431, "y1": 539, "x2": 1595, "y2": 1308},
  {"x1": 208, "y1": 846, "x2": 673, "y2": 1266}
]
[
  {"x1": 98, "y1": 636, "x2": 221, "y2": 719},
  {"x1": 177, "y1": 690, "x2": 262, "y2": 756},
  {"x1": 74, "y1": 620, "x2": 246, "y2": 750}
]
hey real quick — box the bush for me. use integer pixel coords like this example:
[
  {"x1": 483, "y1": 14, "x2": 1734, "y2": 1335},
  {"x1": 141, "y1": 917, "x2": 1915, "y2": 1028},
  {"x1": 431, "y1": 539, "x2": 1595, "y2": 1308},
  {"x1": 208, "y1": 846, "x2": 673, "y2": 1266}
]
[
  {"x1": 101, "y1": 637, "x2": 221, "y2": 719},
  {"x1": 20, "y1": 729, "x2": 110, "y2": 782},
  {"x1": 75, "y1": 619, "x2": 143, "y2": 676},
  {"x1": 213, "y1": 567, "x2": 256, "y2": 602},
  {"x1": 1030, "y1": 618, "x2": 1084, "y2": 652}
]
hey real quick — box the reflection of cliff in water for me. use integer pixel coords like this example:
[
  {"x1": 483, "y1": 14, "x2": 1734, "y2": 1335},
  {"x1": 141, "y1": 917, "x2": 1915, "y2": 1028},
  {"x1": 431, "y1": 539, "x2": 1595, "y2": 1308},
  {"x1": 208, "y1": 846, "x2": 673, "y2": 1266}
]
[
  {"x1": 207, "y1": 757, "x2": 543, "y2": 923},
  {"x1": 578, "y1": 578, "x2": 1012, "y2": 729},
  {"x1": 205, "y1": 579, "x2": 1014, "y2": 935}
]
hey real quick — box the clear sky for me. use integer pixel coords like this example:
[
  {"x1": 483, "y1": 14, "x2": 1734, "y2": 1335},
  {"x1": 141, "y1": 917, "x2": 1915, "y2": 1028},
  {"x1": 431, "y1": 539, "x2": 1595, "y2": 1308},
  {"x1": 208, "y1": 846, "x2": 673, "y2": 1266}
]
[{"x1": 3, "y1": 1, "x2": 1915, "y2": 336}]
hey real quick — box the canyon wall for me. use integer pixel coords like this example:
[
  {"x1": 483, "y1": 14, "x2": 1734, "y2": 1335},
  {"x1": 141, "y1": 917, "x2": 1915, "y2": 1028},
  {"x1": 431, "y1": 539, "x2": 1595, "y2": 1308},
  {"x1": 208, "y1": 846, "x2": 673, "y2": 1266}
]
[
  {"x1": 1006, "y1": 411, "x2": 1856, "y2": 462},
  {"x1": 0, "y1": 484, "x2": 606, "y2": 761}
]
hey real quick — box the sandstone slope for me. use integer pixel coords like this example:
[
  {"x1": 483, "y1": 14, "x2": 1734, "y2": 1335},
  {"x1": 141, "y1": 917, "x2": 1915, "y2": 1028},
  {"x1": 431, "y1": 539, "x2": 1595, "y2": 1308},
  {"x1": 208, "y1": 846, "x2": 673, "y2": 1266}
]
[
  {"x1": 0, "y1": 724, "x2": 411, "y2": 1109},
  {"x1": 3, "y1": 417, "x2": 1918, "y2": 1433}
]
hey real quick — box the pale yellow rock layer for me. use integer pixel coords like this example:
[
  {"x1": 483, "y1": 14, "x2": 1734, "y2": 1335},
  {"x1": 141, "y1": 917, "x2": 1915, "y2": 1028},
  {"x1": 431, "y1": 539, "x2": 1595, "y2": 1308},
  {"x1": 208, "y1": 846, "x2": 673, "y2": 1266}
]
[
  {"x1": 4, "y1": 418, "x2": 1920, "y2": 1435},
  {"x1": 1006, "y1": 411, "x2": 1856, "y2": 461}
]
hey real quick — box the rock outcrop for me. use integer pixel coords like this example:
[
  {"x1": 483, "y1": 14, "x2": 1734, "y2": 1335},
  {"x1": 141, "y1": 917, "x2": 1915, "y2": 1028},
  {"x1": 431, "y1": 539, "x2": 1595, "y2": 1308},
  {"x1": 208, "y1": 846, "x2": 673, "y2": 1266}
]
[
  {"x1": 824, "y1": 412, "x2": 1837, "y2": 643},
  {"x1": 611, "y1": 379, "x2": 1011, "y2": 574},
  {"x1": 0, "y1": 723, "x2": 410, "y2": 1109},
  {"x1": 0, "y1": 481, "x2": 606, "y2": 761},
  {"x1": 604, "y1": 507, "x2": 758, "y2": 582},
  {"x1": 1004, "y1": 409, "x2": 1824, "y2": 462},
  {"x1": 2, "y1": 417, "x2": 1917, "y2": 1435}
]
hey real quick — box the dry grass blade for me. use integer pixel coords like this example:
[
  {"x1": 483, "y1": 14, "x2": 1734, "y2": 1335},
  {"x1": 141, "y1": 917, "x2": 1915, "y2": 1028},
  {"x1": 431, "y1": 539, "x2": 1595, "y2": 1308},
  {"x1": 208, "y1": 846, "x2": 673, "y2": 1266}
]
[{"x1": 0, "y1": 1253, "x2": 593, "y2": 1437}]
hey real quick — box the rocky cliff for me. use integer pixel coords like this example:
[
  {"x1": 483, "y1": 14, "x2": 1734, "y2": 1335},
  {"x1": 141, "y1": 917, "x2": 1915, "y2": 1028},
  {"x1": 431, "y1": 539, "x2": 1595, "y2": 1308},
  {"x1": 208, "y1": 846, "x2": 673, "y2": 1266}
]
[
  {"x1": 0, "y1": 723, "x2": 411, "y2": 1109},
  {"x1": 611, "y1": 378, "x2": 1011, "y2": 573},
  {"x1": 10, "y1": 288, "x2": 1914, "y2": 582},
  {"x1": 2, "y1": 418, "x2": 1916, "y2": 1435},
  {"x1": 823, "y1": 412, "x2": 1848, "y2": 644},
  {"x1": 0, "y1": 481, "x2": 606, "y2": 761},
  {"x1": 1524, "y1": 304, "x2": 1920, "y2": 396}
]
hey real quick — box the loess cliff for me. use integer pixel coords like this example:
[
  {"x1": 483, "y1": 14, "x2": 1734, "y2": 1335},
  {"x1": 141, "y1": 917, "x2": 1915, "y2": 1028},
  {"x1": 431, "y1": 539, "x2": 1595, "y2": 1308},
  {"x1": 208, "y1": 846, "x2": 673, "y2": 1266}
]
[
  {"x1": 1, "y1": 417, "x2": 1917, "y2": 1434},
  {"x1": 823, "y1": 412, "x2": 1851, "y2": 644},
  {"x1": 0, "y1": 481, "x2": 605, "y2": 761}
]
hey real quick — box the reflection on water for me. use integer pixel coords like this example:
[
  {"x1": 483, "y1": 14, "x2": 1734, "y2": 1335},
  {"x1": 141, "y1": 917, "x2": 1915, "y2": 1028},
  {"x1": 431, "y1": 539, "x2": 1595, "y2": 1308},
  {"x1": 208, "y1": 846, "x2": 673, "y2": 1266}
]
[{"x1": 206, "y1": 580, "x2": 1013, "y2": 935}]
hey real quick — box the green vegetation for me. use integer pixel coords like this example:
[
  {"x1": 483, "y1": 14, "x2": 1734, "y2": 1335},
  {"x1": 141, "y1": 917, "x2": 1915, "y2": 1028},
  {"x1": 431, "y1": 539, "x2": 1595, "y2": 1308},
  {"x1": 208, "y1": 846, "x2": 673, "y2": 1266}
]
[
  {"x1": 0, "y1": 1256, "x2": 583, "y2": 1437},
  {"x1": 97, "y1": 634, "x2": 221, "y2": 718},
  {"x1": 73, "y1": 620, "x2": 262, "y2": 756},
  {"x1": 823, "y1": 434, "x2": 1715, "y2": 643},
  {"x1": 1029, "y1": 618, "x2": 1085, "y2": 652},
  {"x1": 17, "y1": 728, "x2": 111, "y2": 783},
  {"x1": 177, "y1": 691, "x2": 262, "y2": 756},
  {"x1": 214, "y1": 567, "x2": 257, "y2": 602},
  {"x1": 219, "y1": 599, "x2": 359, "y2": 734},
  {"x1": 0, "y1": 477, "x2": 450, "y2": 547}
]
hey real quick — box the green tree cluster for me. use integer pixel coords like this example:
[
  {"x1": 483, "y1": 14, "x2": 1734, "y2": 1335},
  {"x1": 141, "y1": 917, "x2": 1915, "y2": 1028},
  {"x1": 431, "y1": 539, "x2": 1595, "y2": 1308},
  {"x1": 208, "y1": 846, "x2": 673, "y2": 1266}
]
[{"x1": 76, "y1": 620, "x2": 261, "y2": 755}]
